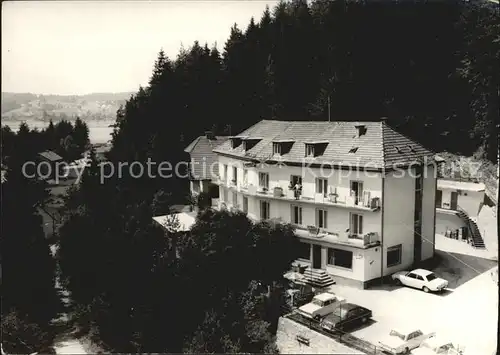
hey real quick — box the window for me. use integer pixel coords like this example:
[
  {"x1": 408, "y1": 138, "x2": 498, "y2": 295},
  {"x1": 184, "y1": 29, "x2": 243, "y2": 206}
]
[
  {"x1": 305, "y1": 144, "x2": 315, "y2": 157},
  {"x1": 232, "y1": 192, "x2": 238, "y2": 207},
  {"x1": 426, "y1": 273, "x2": 437, "y2": 281},
  {"x1": 407, "y1": 272, "x2": 417, "y2": 279},
  {"x1": 223, "y1": 164, "x2": 228, "y2": 182},
  {"x1": 243, "y1": 169, "x2": 248, "y2": 185},
  {"x1": 291, "y1": 205, "x2": 302, "y2": 225},
  {"x1": 316, "y1": 209, "x2": 327, "y2": 228},
  {"x1": 273, "y1": 142, "x2": 281, "y2": 155},
  {"x1": 408, "y1": 331, "x2": 423, "y2": 340},
  {"x1": 350, "y1": 213, "x2": 363, "y2": 236},
  {"x1": 243, "y1": 197, "x2": 248, "y2": 213},
  {"x1": 298, "y1": 242, "x2": 310, "y2": 260},
  {"x1": 260, "y1": 200, "x2": 270, "y2": 219},
  {"x1": 349, "y1": 147, "x2": 359, "y2": 154},
  {"x1": 259, "y1": 172, "x2": 269, "y2": 189},
  {"x1": 222, "y1": 187, "x2": 228, "y2": 202},
  {"x1": 316, "y1": 178, "x2": 328, "y2": 197},
  {"x1": 232, "y1": 166, "x2": 237, "y2": 184},
  {"x1": 387, "y1": 244, "x2": 402, "y2": 267},
  {"x1": 333, "y1": 307, "x2": 348, "y2": 318},
  {"x1": 327, "y1": 248, "x2": 353, "y2": 269}
]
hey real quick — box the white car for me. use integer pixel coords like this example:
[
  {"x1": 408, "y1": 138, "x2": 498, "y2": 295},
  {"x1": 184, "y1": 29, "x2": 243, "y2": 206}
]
[
  {"x1": 392, "y1": 269, "x2": 448, "y2": 293},
  {"x1": 378, "y1": 327, "x2": 435, "y2": 355},
  {"x1": 412, "y1": 336, "x2": 464, "y2": 354},
  {"x1": 297, "y1": 292, "x2": 346, "y2": 320}
]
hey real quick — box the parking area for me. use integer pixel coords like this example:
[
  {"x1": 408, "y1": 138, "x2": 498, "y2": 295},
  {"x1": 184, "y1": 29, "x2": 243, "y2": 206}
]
[{"x1": 326, "y1": 250, "x2": 498, "y2": 354}]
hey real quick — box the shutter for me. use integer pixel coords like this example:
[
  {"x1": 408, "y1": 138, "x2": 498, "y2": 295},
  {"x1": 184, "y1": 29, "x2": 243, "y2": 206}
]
[
  {"x1": 359, "y1": 215, "x2": 363, "y2": 234},
  {"x1": 324, "y1": 210, "x2": 327, "y2": 228},
  {"x1": 315, "y1": 208, "x2": 319, "y2": 227},
  {"x1": 315, "y1": 178, "x2": 319, "y2": 193},
  {"x1": 299, "y1": 207, "x2": 302, "y2": 225},
  {"x1": 290, "y1": 205, "x2": 294, "y2": 224}
]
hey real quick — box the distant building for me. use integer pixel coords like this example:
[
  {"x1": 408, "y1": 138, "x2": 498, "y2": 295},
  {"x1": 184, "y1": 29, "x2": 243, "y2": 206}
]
[
  {"x1": 184, "y1": 131, "x2": 229, "y2": 197},
  {"x1": 435, "y1": 179, "x2": 486, "y2": 248},
  {"x1": 37, "y1": 150, "x2": 64, "y2": 180}
]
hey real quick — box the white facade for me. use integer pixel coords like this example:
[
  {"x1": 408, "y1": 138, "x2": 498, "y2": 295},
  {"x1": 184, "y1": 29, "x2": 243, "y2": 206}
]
[
  {"x1": 435, "y1": 179, "x2": 485, "y2": 218},
  {"x1": 215, "y1": 154, "x2": 436, "y2": 288}
]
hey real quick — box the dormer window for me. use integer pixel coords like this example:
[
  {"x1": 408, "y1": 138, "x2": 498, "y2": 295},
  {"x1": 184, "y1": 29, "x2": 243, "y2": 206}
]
[
  {"x1": 305, "y1": 144, "x2": 315, "y2": 157},
  {"x1": 242, "y1": 137, "x2": 262, "y2": 151},
  {"x1": 273, "y1": 142, "x2": 282, "y2": 155},
  {"x1": 349, "y1": 147, "x2": 359, "y2": 154},
  {"x1": 355, "y1": 125, "x2": 367, "y2": 137},
  {"x1": 230, "y1": 137, "x2": 242, "y2": 149}
]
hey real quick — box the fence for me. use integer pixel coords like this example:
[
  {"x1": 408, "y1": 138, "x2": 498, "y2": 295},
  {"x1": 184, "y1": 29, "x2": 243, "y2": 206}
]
[{"x1": 284, "y1": 311, "x2": 385, "y2": 355}]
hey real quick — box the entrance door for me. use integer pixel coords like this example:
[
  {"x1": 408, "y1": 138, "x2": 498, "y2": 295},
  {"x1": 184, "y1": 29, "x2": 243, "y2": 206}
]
[
  {"x1": 450, "y1": 191, "x2": 458, "y2": 210},
  {"x1": 312, "y1": 245, "x2": 322, "y2": 269},
  {"x1": 435, "y1": 190, "x2": 442, "y2": 208}
]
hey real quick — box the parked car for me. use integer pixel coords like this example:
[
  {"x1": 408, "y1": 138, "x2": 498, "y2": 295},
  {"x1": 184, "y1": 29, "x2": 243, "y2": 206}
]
[
  {"x1": 412, "y1": 336, "x2": 464, "y2": 354},
  {"x1": 319, "y1": 303, "x2": 372, "y2": 332},
  {"x1": 297, "y1": 292, "x2": 346, "y2": 320},
  {"x1": 378, "y1": 327, "x2": 436, "y2": 355},
  {"x1": 392, "y1": 269, "x2": 448, "y2": 293}
]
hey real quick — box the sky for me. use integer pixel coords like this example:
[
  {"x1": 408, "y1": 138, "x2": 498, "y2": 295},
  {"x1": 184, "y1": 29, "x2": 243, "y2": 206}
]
[{"x1": 2, "y1": 1, "x2": 277, "y2": 95}]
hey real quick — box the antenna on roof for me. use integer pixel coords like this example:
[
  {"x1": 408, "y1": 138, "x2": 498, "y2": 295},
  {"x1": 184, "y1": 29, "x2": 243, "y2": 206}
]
[{"x1": 328, "y1": 95, "x2": 331, "y2": 122}]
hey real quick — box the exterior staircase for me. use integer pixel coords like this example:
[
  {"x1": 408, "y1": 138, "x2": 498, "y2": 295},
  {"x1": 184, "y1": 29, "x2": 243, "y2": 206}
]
[
  {"x1": 457, "y1": 207, "x2": 485, "y2": 249},
  {"x1": 302, "y1": 267, "x2": 335, "y2": 288}
]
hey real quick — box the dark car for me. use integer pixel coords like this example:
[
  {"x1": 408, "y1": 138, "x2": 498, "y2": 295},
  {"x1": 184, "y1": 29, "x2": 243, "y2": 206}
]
[{"x1": 319, "y1": 303, "x2": 372, "y2": 332}]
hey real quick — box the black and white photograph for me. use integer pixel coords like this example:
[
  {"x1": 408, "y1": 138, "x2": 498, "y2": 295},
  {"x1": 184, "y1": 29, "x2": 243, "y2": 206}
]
[{"x1": 1, "y1": 0, "x2": 499, "y2": 354}]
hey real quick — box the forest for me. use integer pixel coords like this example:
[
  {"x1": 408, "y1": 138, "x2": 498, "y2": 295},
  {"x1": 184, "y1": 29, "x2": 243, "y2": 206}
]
[{"x1": 109, "y1": 0, "x2": 498, "y2": 205}]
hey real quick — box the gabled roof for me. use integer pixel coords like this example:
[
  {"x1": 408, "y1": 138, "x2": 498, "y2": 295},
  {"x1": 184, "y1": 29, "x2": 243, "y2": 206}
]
[
  {"x1": 184, "y1": 135, "x2": 229, "y2": 180},
  {"x1": 213, "y1": 120, "x2": 435, "y2": 170},
  {"x1": 38, "y1": 150, "x2": 63, "y2": 162}
]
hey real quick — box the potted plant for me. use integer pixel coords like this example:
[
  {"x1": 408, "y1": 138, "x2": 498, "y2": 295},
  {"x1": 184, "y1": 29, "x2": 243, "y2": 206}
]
[{"x1": 273, "y1": 186, "x2": 283, "y2": 197}]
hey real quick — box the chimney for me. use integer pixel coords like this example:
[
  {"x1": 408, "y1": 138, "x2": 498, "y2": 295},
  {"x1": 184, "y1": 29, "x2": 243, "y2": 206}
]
[
  {"x1": 380, "y1": 117, "x2": 388, "y2": 124},
  {"x1": 355, "y1": 124, "x2": 367, "y2": 137},
  {"x1": 205, "y1": 131, "x2": 215, "y2": 140}
]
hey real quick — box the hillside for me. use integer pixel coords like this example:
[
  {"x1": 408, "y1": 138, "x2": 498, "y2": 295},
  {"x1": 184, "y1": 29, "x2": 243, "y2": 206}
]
[{"x1": 1, "y1": 92, "x2": 134, "y2": 121}]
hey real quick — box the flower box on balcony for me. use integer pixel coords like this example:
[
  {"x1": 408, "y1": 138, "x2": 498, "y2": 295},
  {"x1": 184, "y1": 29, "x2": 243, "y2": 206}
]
[
  {"x1": 307, "y1": 225, "x2": 319, "y2": 235},
  {"x1": 257, "y1": 186, "x2": 268, "y2": 194},
  {"x1": 273, "y1": 186, "x2": 284, "y2": 197}
]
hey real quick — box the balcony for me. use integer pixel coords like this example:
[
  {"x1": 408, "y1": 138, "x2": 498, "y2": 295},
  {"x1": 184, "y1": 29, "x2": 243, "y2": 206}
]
[
  {"x1": 238, "y1": 184, "x2": 380, "y2": 212},
  {"x1": 295, "y1": 227, "x2": 380, "y2": 249}
]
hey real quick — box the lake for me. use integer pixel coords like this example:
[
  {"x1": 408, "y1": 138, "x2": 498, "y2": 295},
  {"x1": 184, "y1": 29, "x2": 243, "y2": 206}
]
[{"x1": 3, "y1": 120, "x2": 115, "y2": 144}]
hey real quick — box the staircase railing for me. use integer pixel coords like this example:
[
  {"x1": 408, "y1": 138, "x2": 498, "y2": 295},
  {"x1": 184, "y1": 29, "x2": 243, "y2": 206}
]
[{"x1": 457, "y1": 204, "x2": 484, "y2": 248}]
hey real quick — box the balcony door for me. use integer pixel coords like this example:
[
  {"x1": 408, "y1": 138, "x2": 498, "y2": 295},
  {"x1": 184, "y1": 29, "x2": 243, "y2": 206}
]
[
  {"x1": 450, "y1": 191, "x2": 458, "y2": 210},
  {"x1": 350, "y1": 181, "x2": 363, "y2": 205},
  {"x1": 435, "y1": 190, "x2": 442, "y2": 208}
]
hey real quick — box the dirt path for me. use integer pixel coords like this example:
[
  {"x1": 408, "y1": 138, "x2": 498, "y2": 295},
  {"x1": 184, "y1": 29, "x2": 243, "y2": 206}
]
[{"x1": 50, "y1": 245, "x2": 93, "y2": 355}]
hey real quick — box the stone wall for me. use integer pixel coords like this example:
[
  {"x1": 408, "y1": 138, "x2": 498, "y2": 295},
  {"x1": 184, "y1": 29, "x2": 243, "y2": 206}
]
[{"x1": 276, "y1": 317, "x2": 363, "y2": 354}]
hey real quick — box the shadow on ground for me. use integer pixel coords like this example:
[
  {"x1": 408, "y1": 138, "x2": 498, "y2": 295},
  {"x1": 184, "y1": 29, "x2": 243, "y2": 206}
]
[{"x1": 422, "y1": 250, "x2": 497, "y2": 289}]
